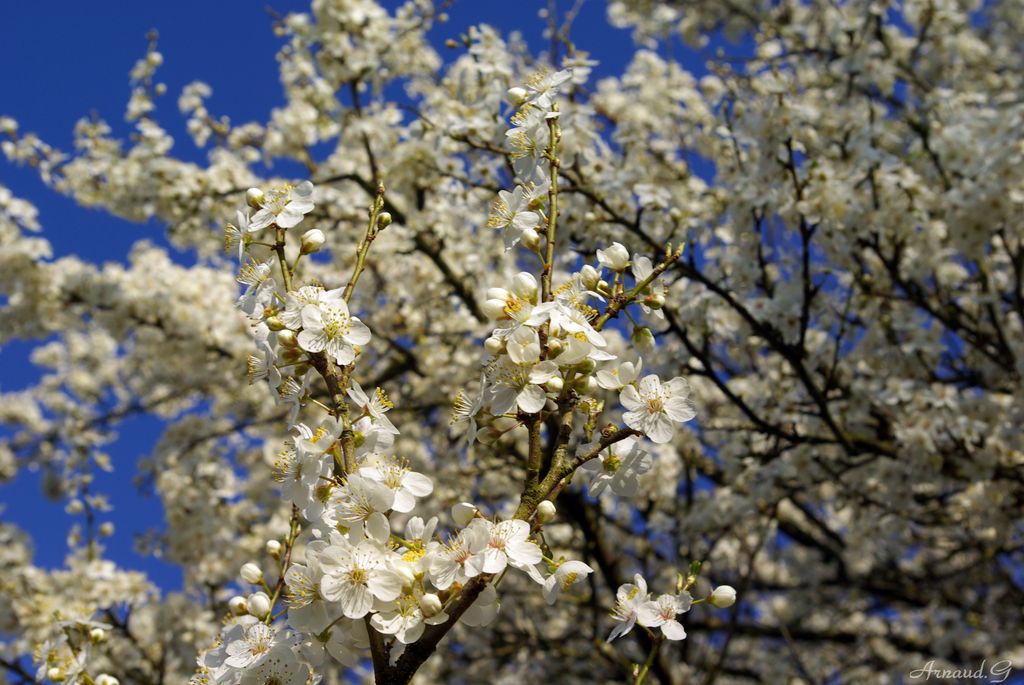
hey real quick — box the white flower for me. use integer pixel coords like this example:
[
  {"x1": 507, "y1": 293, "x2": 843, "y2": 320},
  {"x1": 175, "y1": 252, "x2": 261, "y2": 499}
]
[
  {"x1": 371, "y1": 593, "x2": 428, "y2": 645},
  {"x1": 429, "y1": 527, "x2": 482, "y2": 590},
  {"x1": 248, "y1": 181, "x2": 315, "y2": 231},
  {"x1": 236, "y1": 260, "x2": 276, "y2": 319},
  {"x1": 608, "y1": 574, "x2": 649, "y2": 642},
  {"x1": 281, "y1": 285, "x2": 342, "y2": 330},
  {"x1": 597, "y1": 242, "x2": 630, "y2": 271},
  {"x1": 488, "y1": 186, "x2": 541, "y2": 251},
  {"x1": 519, "y1": 69, "x2": 573, "y2": 109},
  {"x1": 297, "y1": 299, "x2": 371, "y2": 366},
  {"x1": 327, "y1": 473, "x2": 395, "y2": 530},
  {"x1": 596, "y1": 358, "x2": 643, "y2": 391},
  {"x1": 224, "y1": 622, "x2": 277, "y2": 669},
  {"x1": 482, "y1": 272, "x2": 539, "y2": 329},
  {"x1": 637, "y1": 592, "x2": 692, "y2": 640},
  {"x1": 239, "y1": 643, "x2": 310, "y2": 685},
  {"x1": 543, "y1": 560, "x2": 593, "y2": 604},
  {"x1": 620, "y1": 375, "x2": 697, "y2": 444},
  {"x1": 348, "y1": 381, "x2": 399, "y2": 435},
  {"x1": 358, "y1": 457, "x2": 433, "y2": 513},
  {"x1": 579, "y1": 437, "x2": 652, "y2": 497},
  {"x1": 319, "y1": 541, "x2": 404, "y2": 619},
  {"x1": 631, "y1": 255, "x2": 665, "y2": 320},
  {"x1": 485, "y1": 356, "x2": 557, "y2": 415},
  {"x1": 466, "y1": 519, "x2": 542, "y2": 577},
  {"x1": 450, "y1": 375, "x2": 485, "y2": 445}
]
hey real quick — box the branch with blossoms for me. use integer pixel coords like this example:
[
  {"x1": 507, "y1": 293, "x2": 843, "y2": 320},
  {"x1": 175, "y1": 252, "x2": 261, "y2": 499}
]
[{"x1": 192, "y1": 70, "x2": 735, "y2": 685}]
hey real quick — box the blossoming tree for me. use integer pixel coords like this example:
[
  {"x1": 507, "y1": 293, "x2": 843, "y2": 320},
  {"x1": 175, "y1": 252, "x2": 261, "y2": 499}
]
[{"x1": 2, "y1": 1, "x2": 1023, "y2": 684}]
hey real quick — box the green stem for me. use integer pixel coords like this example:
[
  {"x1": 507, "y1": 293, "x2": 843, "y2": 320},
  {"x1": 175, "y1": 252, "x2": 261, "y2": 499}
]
[{"x1": 541, "y1": 105, "x2": 561, "y2": 303}]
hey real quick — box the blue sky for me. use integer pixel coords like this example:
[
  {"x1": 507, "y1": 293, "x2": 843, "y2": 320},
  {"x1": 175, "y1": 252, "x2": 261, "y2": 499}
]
[{"x1": 0, "y1": 1, "x2": 657, "y2": 591}]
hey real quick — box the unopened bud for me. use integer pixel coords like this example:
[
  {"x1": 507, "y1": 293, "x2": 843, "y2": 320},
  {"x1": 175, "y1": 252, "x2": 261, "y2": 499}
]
[
  {"x1": 521, "y1": 228, "x2": 541, "y2": 250},
  {"x1": 419, "y1": 592, "x2": 443, "y2": 618},
  {"x1": 300, "y1": 228, "x2": 326, "y2": 254},
  {"x1": 266, "y1": 539, "x2": 283, "y2": 558},
  {"x1": 709, "y1": 585, "x2": 737, "y2": 608},
  {"x1": 547, "y1": 338, "x2": 563, "y2": 356},
  {"x1": 507, "y1": 86, "x2": 528, "y2": 106},
  {"x1": 266, "y1": 316, "x2": 286, "y2": 331},
  {"x1": 580, "y1": 264, "x2": 600, "y2": 290},
  {"x1": 546, "y1": 376, "x2": 563, "y2": 393},
  {"x1": 89, "y1": 627, "x2": 107, "y2": 643},
  {"x1": 240, "y1": 562, "x2": 263, "y2": 585},
  {"x1": 536, "y1": 500, "x2": 557, "y2": 524},
  {"x1": 452, "y1": 502, "x2": 478, "y2": 527},
  {"x1": 596, "y1": 280, "x2": 611, "y2": 296},
  {"x1": 376, "y1": 211, "x2": 392, "y2": 229},
  {"x1": 645, "y1": 292, "x2": 666, "y2": 310},
  {"x1": 247, "y1": 592, "x2": 271, "y2": 618},
  {"x1": 482, "y1": 299, "x2": 507, "y2": 320},
  {"x1": 47, "y1": 667, "x2": 66, "y2": 682},
  {"x1": 96, "y1": 675, "x2": 120, "y2": 685},
  {"x1": 632, "y1": 326, "x2": 655, "y2": 354},
  {"x1": 277, "y1": 329, "x2": 297, "y2": 347},
  {"x1": 98, "y1": 522, "x2": 115, "y2": 537},
  {"x1": 576, "y1": 358, "x2": 597, "y2": 375},
  {"x1": 476, "y1": 426, "x2": 500, "y2": 446},
  {"x1": 512, "y1": 272, "x2": 538, "y2": 298},
  {"x1": 484, "y1": 336, "x2": 504, "y2": 355},
  {"x1": 228, "y1": 596, "x2": 248, "y2": 615},
  {"x1": 246, "y1": 187, "x2": 265, "y2": 208}
]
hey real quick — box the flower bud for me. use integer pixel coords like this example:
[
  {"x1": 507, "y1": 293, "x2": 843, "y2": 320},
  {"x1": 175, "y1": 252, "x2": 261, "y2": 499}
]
[
  {"x1": 452, "y1": 502, "x2": 478, "y2": 527},
  {"x1": 277, "y1": 329, "x2": 297, "y2": 347},
  {"x1": 582, "y1": 376, "x2": 598, "y2": 395},
  {"x1": 486, "y1": 287, "x2": 510, "y2": 301},
  {"x1": 546, "y1": 376, "x2": 563, "y2": 393},
  {"x1": 98, "y1": 522, "x2": 115, "y2": 537},
  {"x1": 484, "y1": 336, "x2": 504, "y2": 355},
  {"x1": 266, "y1": 539, "x2": 282, "y2": 558},
  {"x1": 596, "y1": 242, "x2": 630, "y2": 271},
  {"x1": 580, "y1": 264, "x2": 600, "y2": 290},
  {"x1": 265, "y1": 316, "x2": 286, "y2": 331},
  {"x1": 89, "y1": 627, "x2": 107, "y2": 643},
  {"x1": 247, "y1": 591, "x2": 271, "y2": 618},
  {"x1": 546, "y1": 338, "x2": 563, "y2": 357},
  {"x1": 47, "y1": 667, "x2": 66, "y2": 682},
  {"x1": 476, "y1": 426, "x2": 499, "y2": 446},
  {"x1": 96, "y1": 675, "x2": 120, "y2": 685},
  {"x1": 240, "y1": 562, "x2": 263, "y2": 584},
  {"x1": 376, "y1": 211, "x2": 393, "y2": 229},
  {"x1": 645, "y1": 292, "x2": 666, "y2": 310},
  {"x1": 576, "y1": 358, "x2": 597, "y2": 375},
  {"x1": 632, "y1": 326, "x2": 655, "y2": 353},
  {"x1": 507, "y1": 86, "x2": 528, "y2": 105},
  {"x1": 536, "y1": 500, "x2": 557, "y2": 524},
  {"x1": 300, "y1": 228, "x2": 326, "y2": 254},
  {"x1": 482, "y1": 299, "x2": 507, "y2": 320},
  {"x1": 419, "y1": 593, "x2": 443, "y2": 618},
  {"x1": 521, "y1": 228, "x2": 541, "y2": 250},
  {"x1": 246, "y1": 188, "x2": 265, "y2": 208},
  {"x1": 596, "y1": 280, "x2": 611, "y2": 296},
  {"x1": 228, "y1": 595, "x2": 248, "y2": 615},
  {"x1": 709, "y1": 585, "x2": 737, "y2": 608},
  {"x1": 512, "y1": 272, "x2": 538, "y2": 299}
]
